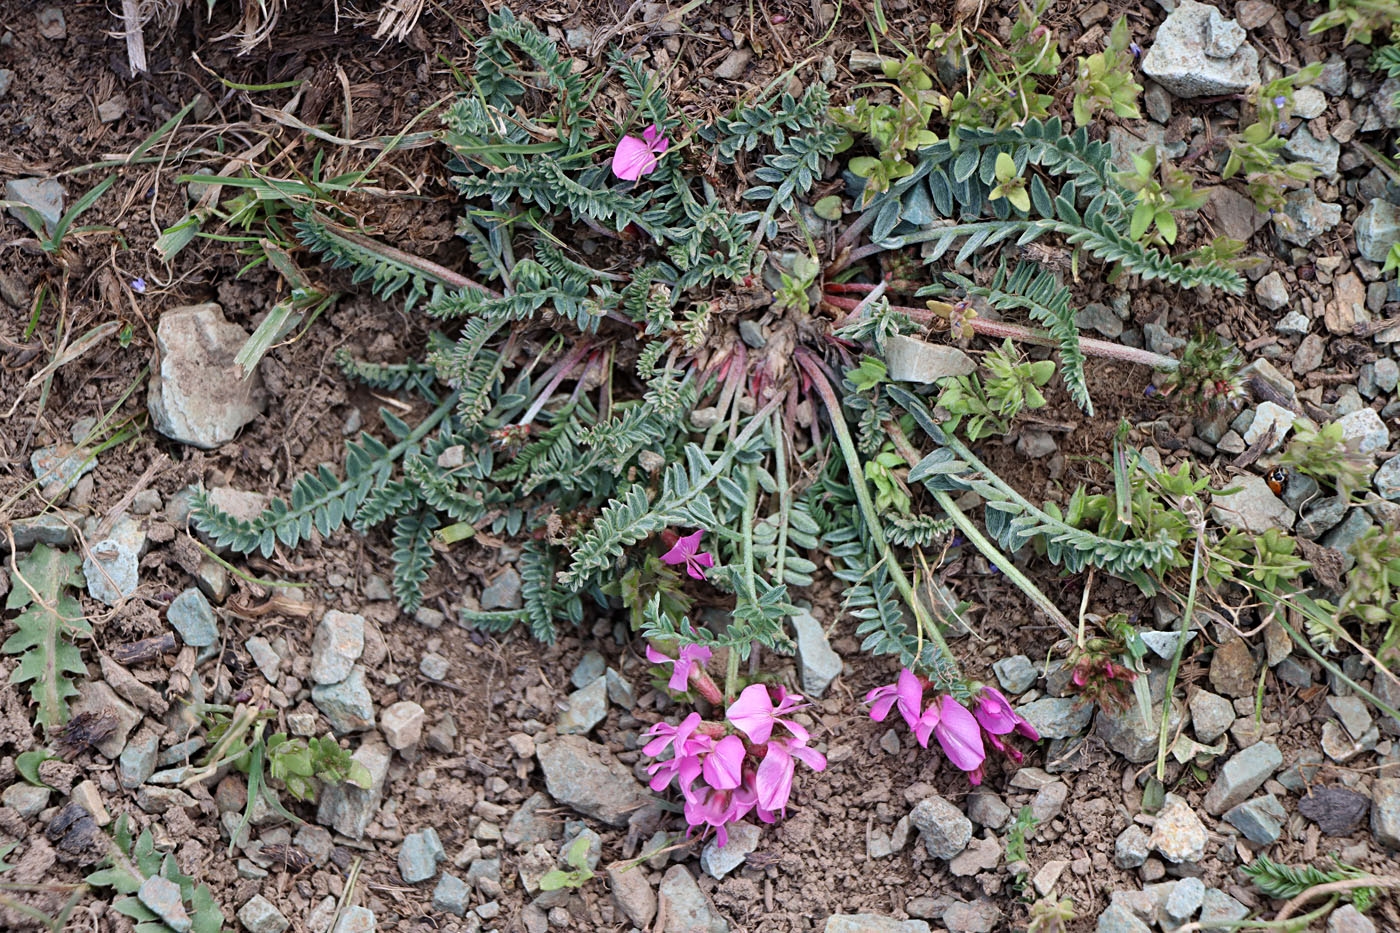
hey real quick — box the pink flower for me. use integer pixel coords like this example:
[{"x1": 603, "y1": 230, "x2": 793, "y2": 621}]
[
  {"x1": 660, "y1": 529, "x2": 714, "y2": 580},
  {"x1": 866, "y1": 668, "x2": 924, "y2": 732},
  {"x1": 726, "y1": 684, "x2": 811, "y2": 745},
  {"x1": 972, "y1": 686, "x2": 1040, "y2": 740},
  {"x1": 702, "y1": 735, "x2": 746, "y2": 791},
  {"x1": 915, "y1": 695, "x2": 986, "y2": 780},
  {"x1": 646, "y1": 643, "x2": 713, "y2": 692},
  {"x1": 611, "y1": 124, "x2": 670, "y2": 181},
  {"x1": 754, "y1": 736, "x2": 827, "y2": 814},
  {"x1": 642, "y1": 712, "x2": 710, "y2": 795}
]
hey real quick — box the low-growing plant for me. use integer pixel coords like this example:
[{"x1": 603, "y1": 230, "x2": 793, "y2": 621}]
[
  {"x1": 1279, "y1": 420, "x2": 1372, "y2": 502},
  {"x1": 1070, "y1": 16, "x2": 1142, "y2": 127},
  {"x1": 1160, "y1": 332, "x2": 1244, "y2": 414},
  {"x1": 1309, "y1": 0, "x2": 1400, "y2": 44},
  {"x1": 86, "y1": 815, "x2": 224, "y2": 933},
  {"x1": 538, "y1": 835, "x2": 597, "y2": 891},
  {"x1": 1116, "y1": 146, "x2": 1208, "y2": 245},
  {"x1": 3, "y1": 545, "x2": 90, "y2": 733},
  {"x1": 936, "y1": 340, "x2": 1054, "y2": 441},
  {"x1": 1222, "y1": 65, "x2": 1325, "y2": 213}
]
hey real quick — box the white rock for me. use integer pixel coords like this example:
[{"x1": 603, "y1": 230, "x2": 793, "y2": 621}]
[
  {"x1": 148, "y1": 303, "x2": 267, "y2": 449},
  {"x1": 1143, "y1": 0, "x2": 1261, "y2": 98},
  {"x1": 1242, "y1": 401, "x2": 1296, "y2": 451}
]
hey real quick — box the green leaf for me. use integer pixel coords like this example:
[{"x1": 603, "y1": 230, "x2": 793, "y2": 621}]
[
  {"x1": 16, "y1": 748, "x2": 58, "y2": 786},
  {"x1": 3, "y1": 545, "x2": 90, "y2": 732},
  {"x1": 994, "y1": 151, "x2": 1016, "y2": 183},
  {"x1": 1007, "y1": 185, "x2": 1030, "y2": 213},
  {"x1": 813, "y1": 195, "x2": 844, "y2": 220}
]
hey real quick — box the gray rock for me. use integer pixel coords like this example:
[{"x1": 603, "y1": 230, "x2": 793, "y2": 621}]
[
  {"x1": 1077, "y1": 302, "x2": 1123, "y2": 338},
  {"x1": 942, "y1": 900, "x2": 1000, "y2": 933},
  {"x1": 948, "y1": 833, "x2": 1000, "y2": 877},
  {"x1": 825, "y1": 916, "x2": 930, "y2": 933},
  {"x1": 1189, "y1": 691, "x2": 1234, "y2": 744},
  {"x1": 571, "y1": 651, "x2": 606, "y2": 688},
  {"x1": 1150, "y1": 793, "x2": 1208, "y2": 863},
  {"x1": 167, "y1": 588, "x2": 217, "y2": 647},
  {"x1": 910, "y1": 795, "x2": 972, "y2": 859},
  {"x1": 1373, "y1": 778, "x2": 1400, "y2": 848},
  {"x1": 1275, "y1": 190, "x2": 1341, "y2": 247},
  {"x1": 1294, "y1": 86, "x2": 1327, "y2": 119},
  {"x1": 966, "y1": 791, "x2": 1010, "y2": 829},
  {"x1": 84, "y1": 536, "x2": 139, "y2": 606},
  {"x1": 2, "y1": 783, "x2": 50, "y2": 819},
  {"x1": 1165, "y1": 876, "x2": 1205, "y2": 922},
  {"x1": 792, "y1": 610, "x2": 842, "y2": 698},
  {"x1": 1375, "y1": 359, "x2": 1399, "y2": 393},
  {"x1": 148, "y1": 303, "x2": 267, "y2": 449},
  {"x1": 380, "y1": 701, "x2": 425, "y2": 750},
  {"x1": 1142, "y1": 0, "x2": 1260, "y2": 97},
  {"x1": 30, "y1": 445, "x2": 95, "y2": 498},
  {"x1": 1243, "y1": 401, "x2": 1295, "y2": 451},
  {"x1": 700, "y1": 821, "x2": 760, "y2": 879},
  {"x1": 884, "y1": 334, "x2": 976, "y2": 383},
  {"x1": 69, "y1": 680, "x2": 140, "y2": 758},
  {"x1": 1328, "y1": 695, "x2": 1374, "y2": 741},
  {"x1": 1209, "y1": 637, "x2": 1258, "y2": 699},
  {"x1": 1283, "y1": 126, "x2": 1339, "y2": 176},
  {"x1": 237, "y1": 895, "x2": 288, "y2": 933},
  {"x1": 738, "y1": 319, "x2": 766, "y2": 348},
  {"x1": 1275, "y1": 310, "x2": 1309, "y2": 336},
  {"x1": 605, "y1": 668, "x2": 635, "y2": 708},
  {"x1": 1322, "y1": 721, "x2": 1380, "y2": 762},
  {"x1": 536, "y1": 735, "x2": 650, "y2": 826},
  {"x1": 1097, "y1": 698, "x2": 1185, "y2": 763},
  {"x1": 1210, "y1": 475, "x2": 1293, "y2": 533},
  {"x1": 431, "y1": 873, "x2": 471, "y2": 916},
  {"x1": 420, "y1": 652, "x2": 449, "y2": 680},
  {"x1": 557, "y1": 676, "x2": 608, "y2": 735},
  {"x1": 1114, "y1": 825, "x2": 1151, "y2": 869},
  {"x1": 608, "y1": 865, "x2": 657, "y2": 927},
  {"x1": 4, "y1": 510, "x2": 79, "y2": 551},
  {"x1": 1224, "y1": 793, "x2": 1287, "y2": 844},
  {"x1": 1355, "y1": 198, "x2": 1400, "y2": 262},
  {"x1": 1140, "y1": 630, "x2": 1194, "y2": 660},
  {"x1": 1375, "y1": 455, "x2": 1400, "y2": 500},
  {"x1": 992, "y1": 656, "x2": 1036, "y2": 694},
  {"x1": 139, "y1": 876, "x2": 191, "y2": 933},
  {"x1": 119, "y1": 729, "x2": 159, "y2": 789},
  {"x1": 1016, "y1": 429, "x2": 1057, "y2": 459},
  {"x1": 5, "y1": 177, "x2": 64, "y2": 236},
  {"x1": 1015, "y1": 697, "x2": 1093, "y2": 739},
  {"x1": 1328, "y1": 904, "x2": 1377, "y2": 933},
  {"x1": 1298, "y1": 496, "x2": 1348, "y2": 539},
  {"x1": 310, "y1": 611, "x2": 365, "y2": 685},
  {"x1": 1144, "y1": 322, "x2": 1187, "y2": 356},
  {"x1": 316, "y1": 742, "x2": 390, "y2": 839},
  {"x1": 504, "y1": 792, "x2": 558, "y2": 849},
  {"x1": 658, "y1": 865, "x2": 728, "y2": 933},
  {"x1": 480, "y1": 568, "x2": 522, "y2": 610},
  {"x1": 399, "y1": 827, "x2": 446, "y2": 883},
  {"x1": 1203, "y1": 742, "x2": 1283, "y2": 815},
  {"x1": 1144, "y1": 82, "x2": 1172, "y2": 122},
  {"x1": 1032, "y1": 781, "x2": 1068, "y2": 825},
  {"x1": 1200, "y1": 888, "x2": 1248, "y2": 932},
  {"x1": 1322, "y1": 510, "x2": 1377, "y2": 572},
  {"x1": 1336, "y1": 408, "x2": 1389, "y2": 457},
  {"x1": 245, "y1": 637, "x2": 281, "y2": 682},
  {"x1": 1097, "y1": 903, "x2": 1152, "y2": 933},
  {"x1": 311, "y1": 667, "x2": 374, "y2": 733}
]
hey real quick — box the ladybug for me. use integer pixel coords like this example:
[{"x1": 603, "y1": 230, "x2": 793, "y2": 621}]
[{"x1": 1265, "y1": 465, "x2": 1287, "y2": 496}]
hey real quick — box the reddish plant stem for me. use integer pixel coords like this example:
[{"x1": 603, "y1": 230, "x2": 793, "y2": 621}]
[
  {"x1": 821, "y1": 293, "x2": 1180, "y2": 370},
  {"x1": 689, "y1": 666, "x2": 725, "y2": 706}
]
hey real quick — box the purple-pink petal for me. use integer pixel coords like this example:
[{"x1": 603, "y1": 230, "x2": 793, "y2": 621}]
[
  {"x1": 726, "y1": 683, "x2": 776, "y2": 744},
  {"x1": 934, "y1": 695, "x2": 986, "y2": 773},
  {"x1": 973, "y1": 686, "x2": 1019, "y2": 735},
  {"x1": 755, "y1": 741, "x2": 795, "y2": 812},
  {"x1": 611, "y1": 135, "x2": 660, "y2": 181},
  {"x1": 894, "y1": 669, "x2": 924, "y2": 731},
  {"x1": 703, "y1": 735, "x2": 745, "y2": 790},
  {"x1": 867, "y1": 683, "x2": 899, "y2": 722}
]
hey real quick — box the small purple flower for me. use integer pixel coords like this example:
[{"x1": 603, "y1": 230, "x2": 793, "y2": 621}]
[
  {"x1": 1273, "y1": 95, "x2": 1287, "y2": 111},
  {"x1": 1129, "y1": 42, "x2": 1141, "y2": 58},
  {"x1": 662, "y1": 530, "x2": 715, "y2": 581},
  {"x1": 646, "y1": 644, "x2": 713, "y2": 693},
  {"x1": 865, "y1": 668, "x2": 924, "y2": 732},
  {"x1": 972, "y1": 686, "x2": 1040, "y2": 740},
  {"x1": 611, "y1": 124, "x2": 670, "y2": 181},
  {"x1": 727, "y1": 684, "x2": 811, "y2": 745},
  {"x1": 916, "y1": 694, "x2": 987, "y2": 781},
  {"x1": 131, "y1": 277, "x2": 147, "y2": 294}
]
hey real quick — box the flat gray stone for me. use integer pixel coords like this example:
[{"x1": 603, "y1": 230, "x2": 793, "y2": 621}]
[
  {"x1": 942, "y1": 899, "x2": 1000, "y2": 933},
  {"x1": 84, "y1": 536, "x2": 139, "y2": 606},
  {"x1": 380, "y1": 701, "x2": 425, "y2": 750},
  {"x1": 1371, "y1": 778, "x2": 1400, "y2": 849},
  {"x1": 315, "y1": 742, "x2": 391, "y2": 840},
  {"x1": 1203, "y1": 742, "x2": 1283, "y2": 815},
  {"x1": 1283, "y1": 126, "x2": 1339, "y2": 176},
  {"x1": 571, "y1": 651, "x2": 606, "y2": 688},
  {"x1": 4, "y1": 510, "x2": 79, "y2": 551},
  {"x1": 1114, "y1": 825, "x2": 1150, "y2": 869},
  {"x1": 399, "y1": 827, "x2": 445, "y2": 883},
  {"x1": 139, "y1": 876, "x2": 192, "y2": 933},
  {"x1": 1150, "y1": 793, "x2": 1208, "y2": 863},
  {"x1": 1336, "y1": 408, "x2": 1390, "y2": 457},
  {"x1": 700, "y1": 821, "x2": 760, "y2": 879},
  {"x1": 236, "y1": 894, "x2": 288, "y2": 933},
  {"x1": 910, "y1": 795, "x2": 972, "y2": 859},
  {"x1": 883, "y1": 334, "x2": 975, "y2": 383},
  {"x1": 1255, "y1": 272, "x2": 1290, "y2": 311},
  {"x1": 1200, "y1": 888, "x2": 1248, "y2": 932},
  {"x1": 1097, "y1": 903, "x2": 1152, "y2": 933},
  {"x1": 480, "y1": 567, "x2": 522, "y2": 610},
  {"x1": 311, "y1": 667, "x2": 375, "y2": 733},
  {"x1": 1142, "y1": 0, "x2": 1260, "y2": 97},
  {"x1": 69, "y1": 680, "x2": 140, "y2": 758},
  {"x1": 1328, "y1": 904, "x2": 1377, "y2": 933},
  {"x1": 557, "y1": 676, "x2": 608, "y2": 735},
  {"x1": 658, "y1": 865, "x2": 728, "y2": 933},
  {"x1": 1224, "y1": 793, "x2": 1286, "y2": 844},
  {"x1": 148, "y1": 303, "x2": 266, "y2": 449},
  {"x1": 5, "y1": 177, "x2": 64, "y2": 236},
  {"x1": 536, "y1": 735, "x2": 649, "y2": 826},
  {"x1": 2, "y1": 783, "x2": 50, "y2": 819},
  {"x1": 167, "y1": 588, "x2": 217, "y2": 647},
  {"x1": 993, "y1": 655, "x2": 1036, "y2": 694},
  {"x1": 310, "y1": 611, "x2": 365, "y2": 685},
  {"x1": 331, "y1": 906, "x2": 375, "y2": 933},
  {"x1": 1097, "y1": 698, "x2": 1184, "y2": 763},
  {"x1": 504, "y1": 792, "x2": 558, "y2": 849},
  {"x1": 1015, "y1": 697, "x2": 1093, "y2": 739},
  {"x1": 1356, "y1": 198, "x2": 1400, "y2": 262},
  {"x1": 1165, "y1": 876, "x2": 1205, "y2": 922},
  {"x1": 1275, "y1": 190, "x2": 1341, "y2": 247},
  {"x1": 605, "y1": 668, "x2": 635, "y2": 708},
  {"x1": 1211, "y1": 475, "x2": 1293, "y2": 534},
  {"x1": 1327, "y1": 695, "x2": 1373, "y2": 741},
  {"x1": 792, "y1": 610, "x2": 842, "y2": 698},
  {"x1": 431, "y1": 872, "x2": 471, "y2": 916},
  {"x1": 30, "y1": 445, "x2": 95, "y2": 497},
  {"x1": 608, "y1": 864, "x2": 657, "y2": 927}
]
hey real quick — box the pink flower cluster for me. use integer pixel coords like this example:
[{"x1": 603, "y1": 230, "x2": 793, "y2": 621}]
[
  {"x1": 643, "y1": 684, "x2": 826, "y2": 846},
  {"x1": 866, "y1": 669, "x2": 1039, "y2": 784}
]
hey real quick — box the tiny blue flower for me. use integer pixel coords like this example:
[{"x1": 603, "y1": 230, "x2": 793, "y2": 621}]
[
  {"x1": 1144, "y1": 385, "x2": 1158, "y2": 397},
  {"x1": 131, "y1": 277, "x2": 147, "y2": 294},
  {"x1": 1273, "y1": 95, "x2": 1287, "y2": 110},
  {"x1": 1130, "y1": 42, "x2": 1141, "y2": 58}
]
